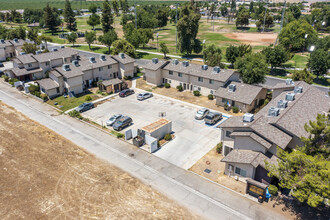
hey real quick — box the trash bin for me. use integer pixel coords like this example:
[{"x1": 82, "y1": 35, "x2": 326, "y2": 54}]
[
  {"x1": 258, "y1": 196, "x2": 264, "y2": 203},
  {"x1": 133, "y1": 136, "x2": 144, "y2": 147}
]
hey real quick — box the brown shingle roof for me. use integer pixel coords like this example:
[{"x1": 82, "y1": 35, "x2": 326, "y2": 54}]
[
  {"x1": 101, "y1": 78, "x2": 123, "y2": 87},
  {"x1": 215, "y1": 82, "x2": 264, "y2": 105},
  {"x1": 37, "y1": 78, "x2": 59, "y2": 90},
  {"x1": 230, "y1": 132, "x2": 272, "y2": 149},
  {"x1": 10, "y1": 67, "x2": 42, "y2": 77},
  {"x1": 32, "y1": 48, "x2": 77, "y2": 63},
  {"x1": 54, "y1": 64, "x2": 84, "y2": 79},
  {"x1": 0, "y1": 40, "x2": 12, "y2": 48},
  {"x1": 143, "y1": 60, "x2": 170, "y2": 71},
  {"x1": 163, "y1": 61, "x2": 238, "y2": 83},
  {"x1": 79, "y1": 56, "x2": 117, "y2": 71},
  {"x1": 16, "y1": 54, "x2": 37, "y2": 64},
  {"x1": 112, "y1": 53, "x2": 135, "y2": 64}
]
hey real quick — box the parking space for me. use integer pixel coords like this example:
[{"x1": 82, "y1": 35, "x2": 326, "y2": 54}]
[{"x1": 82, "y1": 90, "x2": 228, "y2": 169}]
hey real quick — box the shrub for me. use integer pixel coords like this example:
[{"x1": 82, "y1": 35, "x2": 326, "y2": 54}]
[
  {"x1": 2, "y1": 75, "x2": 9, "y2": 82},
  {"x1": 193, "y1": 90, "x2": 201, "y2": 96},
  {"x1": 123, "y1": 75, "x2": 132, "y2": 80},
  {"x1": 164, "y1": 133, "x2": 172, "y2": 141},
  {"x1": 91, "y1": 80, "x2": 98, "y2": 87},
  {"x1": 164, "y1": 83, "x2": 170, "y2": 88},
  {"x1": 68, "y1": 110, "x2": 83, "y2": 120},
  {"x1": 224, "y1": 103, "x2": 229, "y2": 110},
  {"x1": 268, "y1": 184, "x2": 278, "y2": 196},
  {"x1": 8, "y1": 78, "x2": 19, "y2": 86},
  {"x1": 216, "y1": 142, "x2": 222, "y2": 154},
  {"x1": 40, "y1": 93, "x2": 48, "y2": 101},
  {"x1": 176, "y1": 85, "x2": 183, "y2": 91},
  {"x1": 28, "y1": 84, "x2": 40, "y2": 95},
  {"x1": 85, "y1": 95, "x2": 92, "y2": 101},
  {"x1": 208, "y1": 94, "x2": 214, "y2": 100},
  {"x1": 232, "y1": 106, "x2": 239, "y2": 113},
  {"x1": 34, "y1": 91, "x2": 41, "y2": 97}
]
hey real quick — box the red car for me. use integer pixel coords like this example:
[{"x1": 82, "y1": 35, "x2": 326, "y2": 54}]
[{"x1": 119, "y1": 89, "x2": 134, "y2": 97}]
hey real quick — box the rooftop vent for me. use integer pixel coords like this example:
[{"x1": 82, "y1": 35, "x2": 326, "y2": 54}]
[
  {"x1": 277, "y1": 100, "x2": 288, "y2": 109},
  {"x1": 0, "y1": 39, "x2": 4, "y2": 44},
  {"x1": 182, "y1": 61, "x2": 189, "y2": 67},
  {"x1": 35, "y1": 50, "x2": 42, "y2": 55},
  {"x1": 268, "y1": 107, "x2": 280, "y2": 117},
  {"x1": 202, "y1": 65, "x2": 208, "y2": 70},
  {"x1": 100, "y1": 54, "x2": 106, "y2": 61},
  {"x1": 294, "y1": 86, "x2": 303, "y2": 94},
  {"x1": 172, "y1": 59, "x2": 179, "y2": 65},
  {"x1": 89, "y1": 57, "x2": 96, "y2": 63},
  {"x1": 62, "y1": 64, "x2": 70, "y2": 71},
  {"x1": 285, "y1": 93, "x2": 295, "y2": 101},
  {"x1": 19, "y1": 52, "x2": 26, "y2": 55},
  {"x1": 60, "y1": 45, "x2": 65, "y2": 48},
  {"x1": 119, "y1": 53, "x2": 125, "y2": 59},
  {"x1": 72, "y1": 60, "x2": 79, "y2": 67},
  {"x1": 13, "y1": 38, "x2": 18, "y2": 43},
  {"x1": 286, "y1": 78, "x2": 293, "y2": 85},
  {"x1": 228, "y1": 84, "x2": 236, "y2": 92},
  {"x1": 152, "y1": 58, "x2": 159, "y2": 64},
  {"x1": 243, "y1": 113, "x2": 254, "y2": 122},
  {"x1": 213, "y1": 66, "x2": 220, "y2": 73},
  {"x1": 52, "y1": 48, "x2": 58, "y2": 52}
]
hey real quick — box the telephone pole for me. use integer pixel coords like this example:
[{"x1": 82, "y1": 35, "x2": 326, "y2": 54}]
[
  {"x1": 175, "y1": 3, "x2": 178, "y2": 53},
  {"x1": 275, "y1": 0, "x2": 286, "y2": 45},
  {"x1": 135, "y1": 0, "x2": 137, "y2": 28}
]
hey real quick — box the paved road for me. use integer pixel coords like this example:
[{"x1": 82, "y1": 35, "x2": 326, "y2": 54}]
[{"x1": 0, "y1": 81, "x2": 287, "y2": 220}]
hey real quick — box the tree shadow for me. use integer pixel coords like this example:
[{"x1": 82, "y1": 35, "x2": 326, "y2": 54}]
[
  {"x1": 269, "y1": 69, "x2": 290, "y2": 77},
  {"x1": 236, "y1": 27, "x2": 250, "y2": 31},
  {"x1": 182, "y1": 54, "x2": 203, "y2": 59}
]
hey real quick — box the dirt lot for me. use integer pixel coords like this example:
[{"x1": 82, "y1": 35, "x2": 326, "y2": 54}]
[
  {"x1": 136, "y1": 78, "x2": 244, "y2": 116},
  {"x1": 0, "y1": 102, "x2": 197, "y2": 219},
  {"x1": 224, "y1": 33, "x2": 278, "y2": 46}
]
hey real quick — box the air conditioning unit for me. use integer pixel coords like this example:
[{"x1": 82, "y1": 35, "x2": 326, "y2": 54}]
[
  {"x1": 60, "y1": 45, "x2": 65, "y2": 48},
  {"x1": 119, "y1": 53, "x2": 125, "y2": 59},
  {"x1": 72, "y1": 60, "x2": 79, "y2": 66},
  {"x1": 202, "y1": 64, "x2": 208, "y2": 70},
  {"x1": 213, "y1": 66, "x2": 220, "y2": 73},
  {"x1": 172, "y1": 59, "x2": 179, "y2": 65},
  {"x1": 52, "y1": 48, "x2": 58, "y2": 52},
  {"x1": 89, "y1": 57, "x2": 96, "y2": 63},
  {"x1": 277, "y1": 100, "x2": 288, "y2": 109},
  {"x1": 243, "y1": 113, "x2": 254, "y2": 122},
  {"x1": 228, "y1": 84, "x2": 236, "y2": 92},
  {"x1": 0, "y1": 39, "x2": 4, "y2": 44},
  {"x1": 285, "y1": 93, "x2": 295, "y2": 101},
  {"x1": 294, "y1": 86, "x2": 303, "y2": 94},
  {"x1": 100, "y1": 54, "x2": 106, "y2": 61},
  {"x1": 268, "y1": 107, "x2": 280, "y2": 117},
  {"x1": 152, "y1": 58, "x2": 158, "y2": 64},
  {"x1": 62, "y1": 64, "x2": 70, "y2": 71},
  {"x1": 286, "y1": 78, "x2": 293, "y2": 85},
  {"x1": 35, "y1": 50, "x2": 42, "y2": 55},
  {"x1": 13, "y1": 38, "x2": 18, "y2": 43},
  {"x1": 19, "y1": 52, "x2": 26, "y2": 55},
  {"x1": 182, "y1": 61, "x2": 189, "y2": 67}
]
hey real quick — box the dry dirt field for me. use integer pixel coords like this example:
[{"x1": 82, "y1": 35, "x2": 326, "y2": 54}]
[
  {"x1": 0, "y1": 102, "x2": 198, "y2": 219},
  {"x1": 224, "y1": 33, "x2": 278, "y2": 46}
]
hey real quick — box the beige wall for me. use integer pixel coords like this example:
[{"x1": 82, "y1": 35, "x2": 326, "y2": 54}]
[
  {"x1": 41, "y1": 87, "x2": 59, "y2": 98},
  {"x1": 65, "y1": 76, "x2": 83, "y2": 94},
  {"x1": 0, "y1": 48, "x2": 5, "y2": 61},
  {"x1": 24, "y1": 62, "x2": 39, "y2": 70},
  {"x1": 32, "y1": 70, "x2": 44, "y2": 80},
  {"x1": 119, "y1": 62, "x2": 134, "y2": 78},
  {"x1": 145, "y1": 68, "x2": 161, "y2": 86},
  {"x1": 50, "y1": 73, "x2": 64, "y2": 94},
  {"x1": 234, "y1": 136, "x2": 267, "y2": 154},
  {"x1": 224, "y1": 163, "x2": 255, "y2": 180}
]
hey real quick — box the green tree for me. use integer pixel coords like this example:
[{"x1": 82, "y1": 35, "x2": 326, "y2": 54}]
[
  {"x1": 237, "y1": 44, "x2": 252, "y2": 57},
  {"x1": 235, "y1": 53, "x2": 268, "y2": 84},
  {"x1": 64, "y1": 0, "x2": 76, "y2": 31},
  {"x1": 112, "y1": 0, "x2": 120, "y2": 17},
  {"x1": 89, "y1": 3, "x2": 97, "y2": 14},
  {"x1": 21, "y1": 42, "x2": 38, "y2": 54},
  {"x1": 226, "y1": 45, "x2": 239, "y2": 66},
  {"x1": 289, "y1": 4, "x2": 302, "y2": 19},
  {"x1": 112, "y1": 39, "x2": 136, "y2": 58},
  {"x1": 87, "y1": 7, "x2": 101, "y2": 31},
  {"x1": 27, "y1": 28, "x2": 40, "y2": 45},
  {"x1": 203, "y1": 44, "x2": 222, "y2": 67},
  {"x1": 139, "y1": 28, "x2": 154, "y2": 48},
  {"x1": 120, "y1": 0, "x2": 129, "y2": 13},
  {"x1": 279, "y1": 20, "x2": 318, "y2": 51},
  {"x1": 220, "y1": 5, "x2": 228, "y2": 17},
  {"x1": 262, "y1": 45, "x2": 290, "y2": 69},
  {"x1": 38, "y1": 34, "x2": 52, "y2": 50},
  {"x1": 156, "y1": 7, "x2": 169, "y2": 28},
  {"x1": 67, "y1": 32, "x2": 77, "y2": 46},
  {"x1": 98, "y1": 29, "x2": 118, "y2": 54},
  {"x1": 236, "y1": 8, "x2": 249, "y2": 28},
  {"x1": 292, "y1": 68, "x2": 315, "y2": 84},
  {"x1": 43, "y1": 4, "x2": 61, "y2": 34},
  {"x1": 177, "y1": 5, "x2": 201, "y2": 55},
  {"x1": 17, "y1": 26, "x2": 26, "y2": 40},
  {"x1": 256, "y1": 11, "x2": 274, "y2": 31},
  {"x1": 267, "y1": 114, "x2": 329, "y2": 208},
  {"x1": 101, "y1": 0, "x2": 114, "y2": 33},
  {"x1": 160, "y1": 42, "x2": 169, "y2": 58},
  {"x1": 85, "y1": 31, "x2": 96, "y2": 50},
  {"x1": 308, "y1": 49, "x2": 330, "y2": 79}
]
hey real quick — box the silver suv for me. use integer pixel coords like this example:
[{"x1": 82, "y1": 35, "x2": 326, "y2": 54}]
[
  {"x1": 137, "y1": 92, "x2": 153, "y2": 101},
  {"x1": 204, "y1": 112, "x2": 222, "y2": 125}
]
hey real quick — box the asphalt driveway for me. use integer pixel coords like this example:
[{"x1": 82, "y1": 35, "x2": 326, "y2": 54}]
[{"x1": 82, "y1": 91, "x2": 228, "y2": 169}]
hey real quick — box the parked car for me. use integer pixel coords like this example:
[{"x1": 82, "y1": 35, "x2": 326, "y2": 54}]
[
  {"x1": 113, "y1": 116, "x2": 133, "y2": 131},
  {"x1": 204, "y1": 112, "x2": 222, "y2": 125},
  {"x1": 195, "y1": 108, "x2": 210, "y2": 120},
  {"x1": 75, "y1": 102, "x2": 94, "y2": 113},
  {"x1": 137, "y1": 92, "x2": 153, "y2": 101},
  {"x1": 106, "y1": 114, "x2": 123, "y2": 126},
  {"x1": 0, "y1": 62, "x2": 4, "y2": 67},
  {"x1": 119, "y1": 89, "x2": 134, "y2": 97}
]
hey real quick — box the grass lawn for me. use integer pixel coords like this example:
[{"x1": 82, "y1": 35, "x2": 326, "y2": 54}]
[
  {"x1": 69, "y1": 45, "x2": 110, "y2": 54},
  {"x1": 284, "y1": 54, "x2": 309, "y2": 69},
  {"x1": 47, "y1": 92, "x2": 100, "y2": 112}
]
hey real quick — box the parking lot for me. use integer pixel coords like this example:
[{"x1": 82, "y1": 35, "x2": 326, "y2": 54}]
[{"x1": 82, "y1": 89, "x2": 229, "y2": 169}]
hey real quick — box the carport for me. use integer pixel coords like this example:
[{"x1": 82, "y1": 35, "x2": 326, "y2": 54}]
[{"x1": 99, "y1": 78, "x2": 125, "y2": 94}]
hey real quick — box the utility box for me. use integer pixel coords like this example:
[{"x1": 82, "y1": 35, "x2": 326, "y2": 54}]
[{"x1": 141, "y1": 118, "x2": 172, "y2": 141}]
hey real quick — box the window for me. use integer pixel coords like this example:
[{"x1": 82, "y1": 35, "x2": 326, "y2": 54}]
[
  {"x1": 198, "y1": 87, "x2": 201, "y2": 91},
  {"x1": 169, "y1": 80, "x2": 171, "y2": 83},
  {"x1": 63, "y1": 77, "x2": 67, "y2": 82},
  {"x1": 46, "y1": 61, "x2": 50, "y2": 66},
  {"x1": 210, "y1": 90, "x2": 214, "y2": 94},
  {"x1": 198, "y1": 77, "x2": 203, "y2": 82},
  {"x1": 235, "y1": 167, "x2": 247, "y2": 177},
  {"x1": 110, "y1": 74, "x2": 113, "y2": 78},
  {"x1": 225, "y1": 131, "x2": 232, "y2": 138},
  {"x1": 169, "y1": 71, "x2": 173, "y2": 75},
  {"x1": 209, "y1": 79, "x2": 214, "y2": 84},
  {"x1": 56, "y1": 88, "x2": 59, "y2": 93},
  {"x1": 99, "y1": 67, "x2": 103, "y2": 71},
  {"x1": 178, "y1": 72, "x2": 182, "y2": 77},
  {"x1": 222, "y1": 98, "x2": 227, "y2": 103},
  {"x1": 28, "y1": 63, "x2": 32, "y2": 68},
  {"x1": 108, "y1": 65, "x2": 112, "y2": 69},
  {"x1": 41, "y1": 88, "x2": 45, "y2": 93}
]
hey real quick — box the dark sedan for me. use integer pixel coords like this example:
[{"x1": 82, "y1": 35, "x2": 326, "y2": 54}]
[{"x1": 119, "y1": 89, "x2": 134, "y2": 97}]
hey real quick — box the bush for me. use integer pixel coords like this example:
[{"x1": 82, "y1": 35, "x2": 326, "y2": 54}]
[
  {"x1": 68, "y1": 110, "x2": 83, "y2": 120},
  {"x1": 34, "y1": 91, "x2": 41, "y2": 97},
  {"x1": 85, "y1": 95, "x2": 92, "y2": 101},
  {"x1": 193, "y1": 90, "x2": 201, "y2": 96},
  {"x1": 164, "y1": 133, "x2": 172, "y2": 141},
  {"x1": 176, "y1": 85, "x2": 183, "y2": 91},
  {"x1": 216, "y1": 142, "x2": 222, "y2": 154},
  {"x1": 208, "y1": 94, "x2": 214, "y2": 100},
  {"x1": 268, "y1": 184, "x2": 278, "y2": 196},
  {"x1": 164, "y1": 83, "x2": 170, "y2": 88},
  {"x1": 224, "y1": 103, "x2": 229, "y2": 110},
  {"x1": 91, "y1": 80, "x2": 98, "y2": 87},
  {"x1": 2, "y1": 75, "x2": 9, "y2": 82},
  {"x1": 232, "y1": 106, "x2": 239, "y2": 113},
  {"x1": 28, "y1": 84, "x2": 40, "y2": 95},
  {"x1": 123, "y1": 75, "x2": 132, "y2": 80},
  {"x1": 40, "y1": 93, "x2": 48, "y2": 101},
  {"x1": 8, "y1": 78, "x2": 19, "y2": 86}
]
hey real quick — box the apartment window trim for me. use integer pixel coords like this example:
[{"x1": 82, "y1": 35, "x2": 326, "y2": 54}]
[
  {"x1": 28, "y1": 63, "x2": 32, "y2": 68},
  {"x1": 99, "y1": 67, "x2": 103, "y2": 72},
  {"x1": 235, "y1": 167, "x2": 247, "y2": 177},
  {"x1": 198, "y1": 77, "x2": 203, "y2": 82},
  {"x1": 169, "y1": 70, "x2": 173, "y2": 75},
  {"x1": 209, "y1": 79, "x2": 214, "y2": 84},
  {"x1": 45, "y1": 61, "x2": 50, "y2": 66},
  {"x1": 108, "y1": 65, "x2": 112, "y2": 69}
]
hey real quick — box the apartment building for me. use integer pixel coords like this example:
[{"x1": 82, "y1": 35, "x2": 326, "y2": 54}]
[
  {"x1": 144, "y1": 58, "x2": 240, "y2": 96},
  {"x1": 219, "y1": 81, "x2": 329, "y2": 184},
  {"x1": 0, "y1": 38, "x2": 28, "y2": 61}
]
